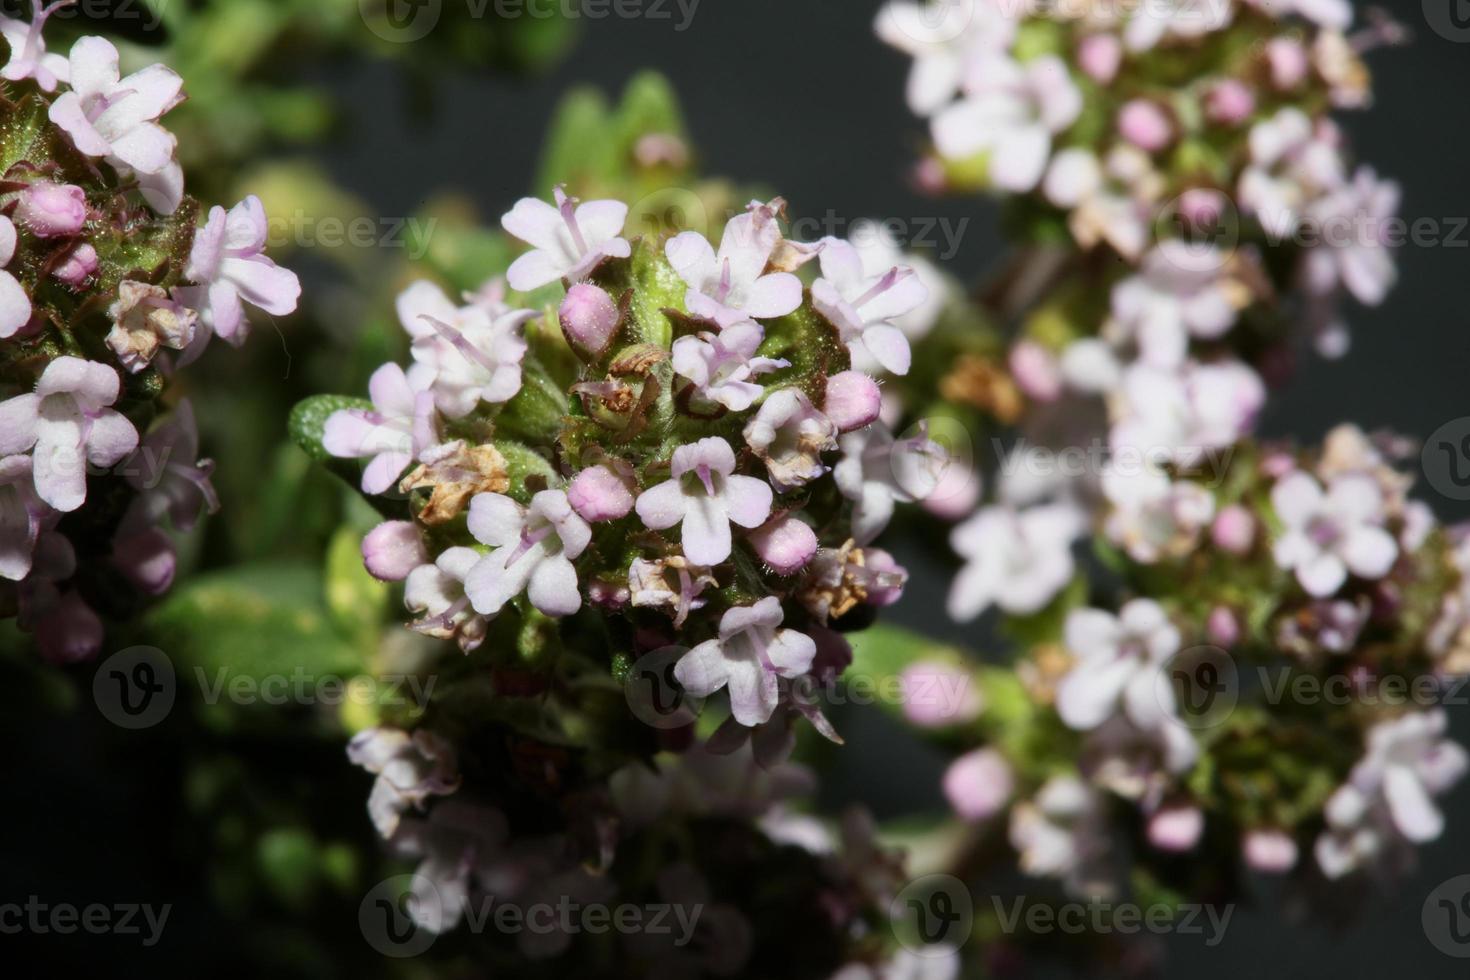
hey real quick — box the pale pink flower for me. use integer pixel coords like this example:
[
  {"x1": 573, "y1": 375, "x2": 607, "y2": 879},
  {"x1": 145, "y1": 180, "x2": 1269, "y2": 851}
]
[
  {"x1": 811, "y1": 239, "x2": 926, "y2": 376},
  {"x1": 0, "y1": 0, "x2": 71, "y2": 91},
  {"x1": 500, "y1": 187, "x2": 630, "y2": 291},
  {"x1": 1055, "y1": 600, "x2": 1181, "y2": 732},
  {"x1": 635, "y1": 437, "x2": 773, "y2": 567},
  {"x1": 665, "y1": 201, "x2": 802, "y2": 327},
  {"x1": 176, "y1": 196, "x2": 301, "y2": 351},
  {"x1": 947, "y1": 503, "x2": 1080, "y2": 621},
  {"x1": 463, "y1": 490, "x2": 591, "y2": 618},
  {"x1": 672, "y1": 320, "x2": 788, "y2": 412},
  {"x1": 674, "y1": 597, "x2": 817, "y2": 726},
  {"x1": 0, "y1": 217, "x2": 32, "y2": 338},
  {"x1": 1270, "y1": 471, "x2": 1398, "y2": 597},
  {"x1": 323, "y1": 363, "x2": 439, "y2": 495}
]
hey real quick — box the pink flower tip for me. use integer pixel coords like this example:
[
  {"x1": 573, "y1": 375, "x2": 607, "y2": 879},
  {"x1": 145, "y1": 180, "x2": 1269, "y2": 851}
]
[
  {"x1": 943, "y1": 748, "x2": 1013, "y2": 822},
  {"x1": 747, "y1": 515, "x2": 818, "y2": 575},
  {"x1": 362, "y1": 521, "x2": 428, "y2": 582},
  {"x1": 824, "y1": 371, "x2": 883, "y2": 432},
  {"x1": 52, "y1": 242, "x2": 98, "y2": 287},
  {"x1": 1211, "y1": 504, "x2": 1256, "y2": 555},
  {"x1": 1205, "y1": 80, "x2": 1255, "y2": 126},
  {"x1": 1148, "y1": 804, "x2": 1204, "y2": 852},
  {"x1": 568, "y1": 463, "x2": 636, "y2": 523},
  {"x1": 1243, "y1": 828, "x2": 1299, "y2": 873},
  {"x1": 17, "y1": 182, "x2": 87, "y2": 238},
  {"x1": 1207, "y1": 606, "x2": 1241, "y2": 647},
  {"x1": 901, "y1": 660, "x2": 983, "y2": 728},
  {"x1": 1077, "y1": 34, "x2": 1122, "y2": 84},
  {"x1": 1118, "y1": 100, "x2": 1174, "y2": 153},
  {"x1": 559, "y1": 283, "x2": 620, "y2": 357},
  {"x1": 1009, "y1": 340, "x2": 1063, "y2": 402}
]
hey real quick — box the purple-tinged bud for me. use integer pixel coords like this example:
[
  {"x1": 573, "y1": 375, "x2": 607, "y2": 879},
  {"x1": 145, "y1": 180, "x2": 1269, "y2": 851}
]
[
  {"x1": 1243, "y1": 828, "x2": 1299, "y2": 873},
  {"x1": 568, "y1": 463, "x2": 635, "y2": 522},
  {"x1": 901, "y1": 660, "x2": 983, "y2": 729},
  {"x1": 1176, "y1": 188, "x2": 1227, "y2": 230},
  {"x1": 113, "y1": 528, "x2": 177, "y2": 596},
  {"x1": 943, "y1": 748, "x2": 1013, "y2": 822},
  {"x1": 1205, "y1": 80, "x2": 1255, "y2": 126},
  {"x1": 52, "y1": 242, "x2": 98, "y2": 287},
  {"x1": 362, "y1": 521, "x2": 428, "y2": 582},
  {"x1": 1077, "y1": 34, "x2": 1121, "y2": 84},
  {"x1": 823, "y1": 370, "x2": 883, "y2": 432},
  {"x1": 864, "y1": 548, "x2": 908, "y2": 607},
  {"x1": 912, "y1": 156, "x2": 948, "y2": 195},
  {"x1": 36, "y1": 591, "x2": 103, "y2": 664},
  {"x1": 559, "y1": 283, "x2": 620, "y2": 357},
  {"x1": 1266, "y1": 38, "x2": 1309, "y2": 90},
  {"x1": 1211, "y1": 504, "x2": 1256, "y2": 555},
  {"x1": 1009, "y1": 340, "x2": 1062, "y2": 402},
  {"x1": 1118, "y1": 100, "x2": 1173, "y2": 152},
  {"x1": 1147, "y1": 804, "x2": 1204, "y2": 852},
  {"x1": 17, "y1": 182, "x2": 87, "y2": 238},
  {"x1": 1207, "y1": 606, "x2": 1241, "y2": 648},
  {"x1": 747, "y1": 514, "x2": 818, "y2": 575},
  {"x1": 923, "y1": 459, "x2": 981, "y2": 521}
]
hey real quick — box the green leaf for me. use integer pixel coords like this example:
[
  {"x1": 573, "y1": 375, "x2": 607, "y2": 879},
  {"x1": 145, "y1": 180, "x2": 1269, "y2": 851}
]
[
  {"x1": 324, "y1": 527, "x2": 389, "y2": 647},
  {"x1": 289, "y1": 394, "x2": 370, "y2": 463}
]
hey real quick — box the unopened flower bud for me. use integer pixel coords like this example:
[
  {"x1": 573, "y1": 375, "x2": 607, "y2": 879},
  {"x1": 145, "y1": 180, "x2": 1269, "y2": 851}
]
[
  {"x1": 1118, "y1": 100, "x2": 1174, "y2": 152},
  {"x1": 1207, "y1": 606, "x2": 1241, "y2": 647},
  {"x1": 17, "y1": 181, "x2": 86, "y2": 237},
  {"x1": 113, "y1": 528, "x2": 177, "y2": 596},
  {"x1": 51, "y1": 242, "x2": 97, "y2": 287},
  {"x1": 1077, "y1": 34, "x2": 1122, "y2": 84},
  {"x1": 748, "y1": 514, "x2": 818, "y2": 575},
  {"x1": 568, "y1": 462, "x2": 636, "y2": 522},
  {"x1": 1205, "y1": 80, "x2": 1255, "y2": 125},
  {"x1": 559, "y1": 283, "x2": 620, "y2": 356},
  {"x1": 1243, "y1": 828, "x2": 1299, "y2": 873},
  {"x1": 1148, "y1": 804, "x2": 1204, "y2": 852},
  {"x1": 362, "y1": 521, "x2": 428, "y2": 581},
  {"x1": 901, "y1": 660, "x2": 983, "y2": 728},
  {"x1": 1009, "y1": 341, "x2": 1062, "y2": 402},
  {"x1": 1266, "y1": 38, "x2": 1309, "y2": 90},
  {"x1": 824, "y1": 370, "x2": 883, "y2": 432},
  {"x1": 943, "y1": 748, "x2": 1013, "y2": 822},
  {"x1": 1211, "y1": 504, "x2": 1256, "y2": 554}
]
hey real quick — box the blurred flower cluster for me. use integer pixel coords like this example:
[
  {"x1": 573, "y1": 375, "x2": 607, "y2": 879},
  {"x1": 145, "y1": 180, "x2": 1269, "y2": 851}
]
[{"x1": 0, "y1": 4, "x2": 298, "y2": 660}]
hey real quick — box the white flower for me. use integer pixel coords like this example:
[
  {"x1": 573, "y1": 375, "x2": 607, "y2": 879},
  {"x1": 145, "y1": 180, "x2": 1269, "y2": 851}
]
[
  {"x1": 666, "y1": 200, "x2": 803, "y2": 327},
  {"x1": 635, "y1": 437, "x2": 773, "y2": 567},
  {"x1": 674, "y1": 597, "x2": 816, "y2": 727},
  {"x1": 1315, "y1": 711, "x2": 1467, "y2": 878},
  {"x1": 1300, "y1": 167, "x2": 1399, "y2": 307},
  {"x1": 1124, "y1": 0, "x2": 1233, "y2": 53},
  {"x1": 48, "y1": 37, "x2": 185, "y2": 213},
  {"x1": 0, "y1": 217, "x2": 33, "y2": 339},
  {"x1": 849, "y1": 219, "x2": 949, "y2": 346},
  {"x1": 1, "y1": 0, "x2": 70, "y2": 91},
  {"x1": 405, "y1": 547, "x2": 489, "y2": 652},
  {"x1": 947, "y1": 503, "x2": 1081, "y2": 621},
  {"x1": 932, "y1": 54, "x2": 1081, "y2": 191},
  {"x1": 1109, "y1": 247, "x2": 1243, "y2": 367},
  {"x1": 834, "y1": 422, "x2": 948, "y2": 544},
  {"x1": 0, "y1": 356, "x2": 137, "y2": 512},
  {"x1": 1270, "y1": 470, "x2": 1398, "y2": 597},
  {"x1": 175, "y1": 196, "x2": 301, "y2": 352},
  {"x1": 397, "y1": 280, "x2": 536, "y2": 419},
  {"x1": 811, "y1": 238, "x2": 926, "y2": 376},
  {"x1": 463, "y1": 490, "x2": 591, "y2": 618},
  {"x1": 671, "y1": 320, "x2": 788, "y2": 412},
  {"x1": 1009, "y1": 776, "x2": 1113, "y2": 896},
  {"x1": 1239, "y1": 108, "x2": 1346, "y2": 238},
  {"x1": 1109, "y1": 361, "x2": 1264, "y2": 468},
  {"x1": 500, "y1": 187, "x2": 630, "y2": 291},
  {"x1": 346, "y1": 727, "x2": 459, "y2": 839},
  {"x1": 322, "y1": 363, "x2": 438, "y2": 495},
  {"x1": 1055, "y1": 600, "x2": 1181, "y2": 732},
  {"x1": 1101, "y1": 466, "x2": 1216, "y2": 563},
  {"x1": 874, "y1": 0, "x2": 1016, "y2": 116},
  {"x1": 743, "y1": 388, "x2": 837, "y2": 491}
]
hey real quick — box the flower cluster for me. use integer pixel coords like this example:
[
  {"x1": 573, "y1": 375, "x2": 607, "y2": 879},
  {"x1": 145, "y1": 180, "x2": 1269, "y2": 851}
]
[
  {"x1": 317, "y1": 191, "x2": 946, "y2": 746},
  {"x1": 925, "y1": 427, "x2": 1470, "y2": 898},
  {"x1": 0, "y1": 6, "x2": 299, "y2": 659}
]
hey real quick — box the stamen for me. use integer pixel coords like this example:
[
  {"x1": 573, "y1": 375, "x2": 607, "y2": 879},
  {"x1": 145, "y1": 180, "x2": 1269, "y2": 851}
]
[
  {"x1": 555, "y1": 186, "x2": 588, "y2": 255},
  {"x1": 853, "y1": 267, "x2": 913, "y2": 310}
]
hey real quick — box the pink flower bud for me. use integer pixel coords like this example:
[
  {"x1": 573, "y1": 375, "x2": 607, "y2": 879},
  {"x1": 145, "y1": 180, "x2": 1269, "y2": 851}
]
[
  {"x1": 1266, "y1": 38, "x2": 1309, "y2": 90},
  {"x1": 901, "y1": 660, "x2": 983, "y2": 728},
  {"x1": 559, "y1": 283, "x2": 620, "y2": 356},
  {"x1": 17, "y1": 182, "x2": 87, "y2": 237},
  {"x1": 1148, "y1": 804, "x2": 1204, "y2": 852},
  {"x1": 1077, "y1": 34, "x2": 1122, "y2": 84},
  {"x1": 747, "y1": 514, "x2": 818, "y2": 575},
  {"x1": 1118, "y1": 100, "x2": 1174, "y2": 153},
  {"x1": 113, "y1": 528, "x2": 177, "y2": 596},
  {"x1": 52, "y1": 242, "x2": 98, "y2": 287},
  {"x1": 1205, "y1": 80, "x2": 1255, "y2": 125},
  {"x1": 568, "y1": 463, "x2": 635, "y2": 522},
  {"x1": 864, "y1": 548, "x2": 908, "y2": 607},
  {"x1": 923, "y1": 459, "x2": 981, "y2": 521},
  {"x1": 943, "y1": 748, "x2": 1013, "y2": 822},
  {"x1": 1207, "y1": 606, "x2": 1240, "y2": 647},
  {"x1": 912, "y1": 156, "x2": 948, "y2": 195},
  {"x1": 362, "y1": 521, "x2": 428, "y2": 582},
  {"x1": 1243, "y1": 828, "x2": 1299, "y2": 873},
  {"x1": 824, "y1": 370, "x2": 883, "y2": 432},
  {"x1": 1211, "y1": 504, "x2": 1256, "y2": 554},
  {"x1": 1176, "y1": 188, "x2": 1227, "y2": 230},
  {"x1": 36, "y1": 591, "x2": 102, "y2": 664},
  {"x1": 1009, "y1": 340, "x2": 1062, "y2": 402}
]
